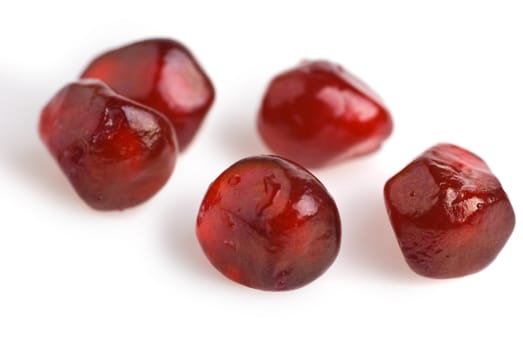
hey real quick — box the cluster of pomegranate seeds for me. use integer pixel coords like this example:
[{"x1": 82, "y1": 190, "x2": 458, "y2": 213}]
[
  {"x1": 39, "y1": 37, "x2": 515, "y2": 289},
  {"x1": 39, "y1": 80, "x2": 177, "y2": 210},
  {"x1": 81, "y1": 38, "x2": 215, "y2": 151},
  {"x1": 384, "y1": 144, "x2": 515, "y2": 278},
  {"x1": 196, "y1": 155, "x2": 341, "y2": 291},
  {"x1": 258, "y1": 60, "x2": 393, "y2": 168},
  {"x1": 40, "y1": 38, "x2": 213, "y2": 210}
]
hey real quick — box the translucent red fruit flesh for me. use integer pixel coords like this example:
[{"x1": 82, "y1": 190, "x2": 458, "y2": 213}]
[
  {"x1": 39, "y1": 79, "x2": 177, "y2": 210},
  {"x1": 257, "y1": 60, "x2": 393, "y2": 168},
  {"x1": 196, "y1": 155, "x2": 341, "y2": 291},
  {"x1": 384, "y1": 143, "x2": 515, "y2": 278},
  {"x1": 80, "y1": 38, "x2": 215, "y2": 151}
]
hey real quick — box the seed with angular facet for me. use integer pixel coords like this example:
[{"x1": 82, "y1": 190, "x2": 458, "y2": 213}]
[
  {"x1": 39, "y1": 79, "x2": 177, "y2": 210},
  {"x1": 81, "y1": 38, "x2": 215, "y2": 151},
  {"x1": 384, "y1": 143, "x2": 515, "y2": 278},
  {"x1": 258, "y1": 60, "x2": 393, "y2": 168}
]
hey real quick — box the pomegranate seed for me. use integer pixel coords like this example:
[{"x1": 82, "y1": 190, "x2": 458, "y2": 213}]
[
  {"x1": 39, "y1": 79, "x2": 177, "y2": 210},
  {"x1": 384, "y1": 143, "x2": 515, "y2": 278},
  {"x1": 258, "y1": 60, "x2": 392, "y2": 168},
  {"x1": 196, "y1": 155, "x2": 341, "y2": 290},
  {"x1": 81, "y1": 38, "x2": 215, "y2": 151}
]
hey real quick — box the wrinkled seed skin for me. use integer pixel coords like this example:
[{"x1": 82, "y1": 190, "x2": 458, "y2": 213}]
[
  {"x1": 258, "y1": 60, "x2": 393, "y2": 168},
  {"x1": 81, "y1": 38, "x2": 215, "y2": 151},
  {"x1": 384, "y1": 143, "x2": 515, "y2": 278},
  {"x1": 196, "y1": 155, "x2": 341, "y2": 291},
  {"x1": 39, "y1": 80, "x2": 177, "y2": 210}
]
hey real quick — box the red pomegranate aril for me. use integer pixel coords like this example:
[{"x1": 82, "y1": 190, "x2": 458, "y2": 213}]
[
  {"x1": 81, "y1": 38, "x2": 215, "y2": 151},
  {"x1": 258, "y1": 60, "x2": 393, "y2": 168},
  {"x1": 384, "y1": 143, "x2": 515, "y2": 278},
  {"x1": 196, "y1": 155, "x2": 341, "y2": 291},
  {"x1": 39, "y1": 79, "x2": 177, "y2": 210}
]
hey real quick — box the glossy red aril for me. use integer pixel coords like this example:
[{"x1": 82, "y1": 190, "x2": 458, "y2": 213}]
[
  {"x1": 196, "y1": 155, "x2": 341, "y2": 290},
  {"x1": 258, "y1": 60, "x2": 393, "y2": 168},
  {"x1": 81, "y1": 38, "x2": 214, "y2": 151},
  {"x1": 384, "y1": 144, "x2": 515, "y2": 278},
  {"x1": 39, "y1": 79, "x2": 177, "y2": 210}
]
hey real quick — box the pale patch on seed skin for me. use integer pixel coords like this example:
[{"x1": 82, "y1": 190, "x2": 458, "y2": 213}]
[
  {"x1": 293, "y1": 193, "x2": 318, "y2": 218},
  {"x1": 316, "y1": 86, "x2": 378, "y2": 123},
  {"x1": 158, "y1": 50, "x2": 210, "y2": 112}
]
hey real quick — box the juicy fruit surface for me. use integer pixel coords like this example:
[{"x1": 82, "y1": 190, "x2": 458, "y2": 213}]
[
  {"x1": 39, "y1": 80, "x2": 177, "y2": 210},
  {"x1": 258, "y1": 60, "x2": 393, "y2": 168},
  {"x1": 384, "y1": 143, "x2": 515, "y2": 278},
  {"x1": 81, "y1": 38, "x2": 215, "y2": 151},
  {"x1": 196, "y1": 155, "x2": 341, "y2": 290}
]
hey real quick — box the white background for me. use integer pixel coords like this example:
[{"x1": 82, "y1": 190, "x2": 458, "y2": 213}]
[{"x1": 1, "y1": 1, "x2": 521, "y2": 349}]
